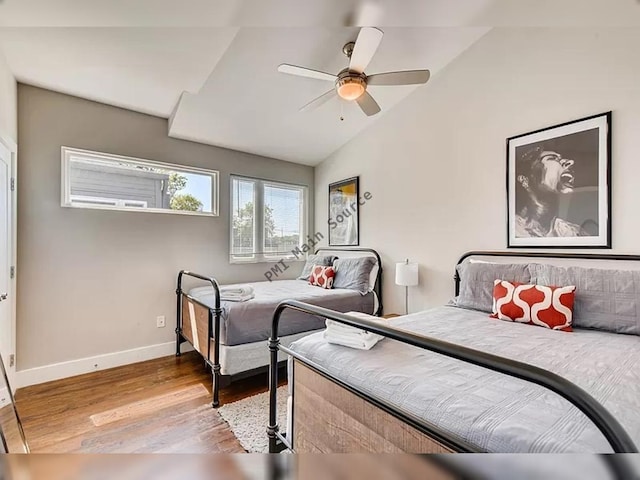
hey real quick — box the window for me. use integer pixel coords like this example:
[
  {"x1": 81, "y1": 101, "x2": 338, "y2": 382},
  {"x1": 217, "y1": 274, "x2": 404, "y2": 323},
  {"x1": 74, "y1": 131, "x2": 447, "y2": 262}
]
[
  {"x1": 61, "y1": 147, "x2": 219, "y2": 216},
  {"x1": 231, "y1": 176, "x2": 307, "y2": 262}
]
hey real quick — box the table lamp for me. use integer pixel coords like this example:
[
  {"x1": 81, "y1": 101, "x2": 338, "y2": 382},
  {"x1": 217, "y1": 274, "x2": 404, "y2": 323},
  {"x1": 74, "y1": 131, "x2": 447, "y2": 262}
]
[{"x1": 395, "y1": 259, "x2": 419, "y2": 315}]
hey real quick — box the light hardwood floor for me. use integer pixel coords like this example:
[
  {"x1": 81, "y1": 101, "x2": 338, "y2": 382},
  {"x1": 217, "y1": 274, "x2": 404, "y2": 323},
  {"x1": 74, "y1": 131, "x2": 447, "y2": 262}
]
[{"x1": 14, "y1": 352, "x2": 273, "y2": 453}]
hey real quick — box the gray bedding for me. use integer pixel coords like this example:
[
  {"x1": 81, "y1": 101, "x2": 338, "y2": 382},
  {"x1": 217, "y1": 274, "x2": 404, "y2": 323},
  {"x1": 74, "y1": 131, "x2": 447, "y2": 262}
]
[
  {"x1": 189, "y1": 279, "x2": 374, "y2": 346},
  {"x1": 288, "y1": 305, "x2": 640, "y2": 453}
]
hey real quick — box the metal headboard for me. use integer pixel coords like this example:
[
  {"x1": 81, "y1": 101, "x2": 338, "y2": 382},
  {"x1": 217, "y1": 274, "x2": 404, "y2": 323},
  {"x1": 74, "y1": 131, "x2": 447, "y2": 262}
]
[
  {"x1": 315, "y1": 247, "x2": 383, "y2": 316},
  {"x1": 454, "y1": 250, "x2": 640, "y2": 296}
]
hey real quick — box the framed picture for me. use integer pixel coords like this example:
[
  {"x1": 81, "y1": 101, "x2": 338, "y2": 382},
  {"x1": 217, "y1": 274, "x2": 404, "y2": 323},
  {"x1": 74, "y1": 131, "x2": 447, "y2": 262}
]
[
  {"x1": 328, "y1": 176, "x2": 359, "y2": 246},
  {"x1": 507, "y1": 112, "x2": 611, "y2": 248}
]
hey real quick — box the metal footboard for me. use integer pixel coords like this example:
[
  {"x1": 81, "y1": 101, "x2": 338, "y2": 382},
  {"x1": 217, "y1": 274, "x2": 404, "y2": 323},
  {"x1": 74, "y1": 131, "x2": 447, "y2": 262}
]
[
  {"x1": 267, "y1": 300, "x2": 638, "y2": 454},
  {"x1": 176, "y1": 270, "x2": 222, "y2": 407}
]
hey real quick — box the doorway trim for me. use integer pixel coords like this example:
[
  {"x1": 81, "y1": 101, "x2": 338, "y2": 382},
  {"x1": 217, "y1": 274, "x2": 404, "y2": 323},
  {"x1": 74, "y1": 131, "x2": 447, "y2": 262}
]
[{"x1": 0, "y1": 130, "x2": 17, "y2": 383}]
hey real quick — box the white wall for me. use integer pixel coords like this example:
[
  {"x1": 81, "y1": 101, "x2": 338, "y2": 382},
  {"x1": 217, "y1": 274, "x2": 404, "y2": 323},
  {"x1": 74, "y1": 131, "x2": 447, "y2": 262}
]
[
  {"x1": 17, "y1": 85, "x2": 314, "y2": 375},
  {"x1": 0, "y1": 48, "x2": 17, "y2": 142},
  {"x1": 315, "y1": 28, "x2": 640, "y2": 315}
]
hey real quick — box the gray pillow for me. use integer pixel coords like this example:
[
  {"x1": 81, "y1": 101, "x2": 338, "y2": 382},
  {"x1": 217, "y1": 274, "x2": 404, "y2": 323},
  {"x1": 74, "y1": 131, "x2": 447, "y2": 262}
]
[
  {"x1": 530, "y1": 264, "x2": 640, "y2": 335},
  {"x1": 298, "y1": 254, "x2": 337, "y2": 280},
  {"x1": 456, "y1": 261, "x2": 531, "y2": 313},
  {"x1": 333, "y1": 256, "x2": 376, "y2": 294}
]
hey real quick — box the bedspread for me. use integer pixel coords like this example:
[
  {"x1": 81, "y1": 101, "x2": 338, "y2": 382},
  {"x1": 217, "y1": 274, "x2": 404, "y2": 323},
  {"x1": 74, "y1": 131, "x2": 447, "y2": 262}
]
[
  {"x1": 288, "y1": 305, "x2": 640, "y2": 453},
  {"x1": 190, "y1": 279, "x2": 374, "y2": 346}
]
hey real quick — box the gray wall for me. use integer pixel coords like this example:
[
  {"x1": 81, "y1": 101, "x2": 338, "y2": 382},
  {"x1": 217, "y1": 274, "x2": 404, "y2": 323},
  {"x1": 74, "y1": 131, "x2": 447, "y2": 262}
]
[{"x1": 17, "y1": 84, "x2": 314, "y2": 370}]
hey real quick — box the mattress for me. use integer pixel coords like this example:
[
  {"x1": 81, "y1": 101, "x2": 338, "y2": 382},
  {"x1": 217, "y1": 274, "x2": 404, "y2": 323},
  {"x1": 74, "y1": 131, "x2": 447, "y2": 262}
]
[
  {"x1": 288, "y1": 305, "x2": 640, "y2": 453},
  {"x1": 189, "y1": 279, "x2": 374, "y2": 346},
  {"x1": 219, "y1": 329, "x2": 321, "y2": 376}
]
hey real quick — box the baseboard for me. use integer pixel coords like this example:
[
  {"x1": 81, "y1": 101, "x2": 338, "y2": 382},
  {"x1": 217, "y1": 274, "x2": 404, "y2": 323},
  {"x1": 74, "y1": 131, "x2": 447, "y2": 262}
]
[{"x1": 15, "y1": 341, "x2": 194, "y2": 389}]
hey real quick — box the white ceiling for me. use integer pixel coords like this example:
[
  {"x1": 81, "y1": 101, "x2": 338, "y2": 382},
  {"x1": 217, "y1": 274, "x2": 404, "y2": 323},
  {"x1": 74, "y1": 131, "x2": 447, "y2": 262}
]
[
  {"x1": 0, "y1": 28, "x2": 238, "y2": 117},
  {"x1": 168, "y1": 27, "x2": 488, "y2": 164},
  {"x1": 2, "y1": 0, "x2": 640, "y2": 27},
  {"x1": 1, "y1": 0, "x2": 639, "y2": 165}
]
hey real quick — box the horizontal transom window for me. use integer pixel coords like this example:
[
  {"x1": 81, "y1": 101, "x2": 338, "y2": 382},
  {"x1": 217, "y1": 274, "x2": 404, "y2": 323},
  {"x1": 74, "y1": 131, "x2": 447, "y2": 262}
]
[{"x1": 61, "y1": 147, "x2": 219, "y2": 216}]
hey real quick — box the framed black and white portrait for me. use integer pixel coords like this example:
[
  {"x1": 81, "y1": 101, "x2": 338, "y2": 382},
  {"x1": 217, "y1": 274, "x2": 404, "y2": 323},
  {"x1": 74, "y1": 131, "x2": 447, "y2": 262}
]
[
  {"x1": 507, "y1": 112, "x2": 611, "y2": 248},
  {"x1": 328, "y1": 176, "x2": 359, "y2": 246}
]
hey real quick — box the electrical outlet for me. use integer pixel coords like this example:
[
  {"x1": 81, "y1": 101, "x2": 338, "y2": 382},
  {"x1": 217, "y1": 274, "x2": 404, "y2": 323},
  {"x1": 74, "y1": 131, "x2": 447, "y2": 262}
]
[{"x1": 156, "y1": 316, "x2": 166, "y2": 328}]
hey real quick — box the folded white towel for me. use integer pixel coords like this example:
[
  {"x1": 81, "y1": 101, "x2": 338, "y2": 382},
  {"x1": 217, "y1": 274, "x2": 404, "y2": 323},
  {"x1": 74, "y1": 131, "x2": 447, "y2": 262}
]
[
  {"x1": 325, "y1": 319, "x2": 377, "y2": 338},
  {"x1": 220, "y1": 285, "x2": 255, "y2": 301},
  {"x1": 220, "y1": 285, "x2": 254, "y2": 296},
  {"x1": 323, "y1": 330, "x2": 383, "y2": 350},
  {"x1": 323, "y1": 312, "x2": 385, "y2": 350},
  {"x1": 220, "y1": 292, "x2": 255, "y2": 302}
]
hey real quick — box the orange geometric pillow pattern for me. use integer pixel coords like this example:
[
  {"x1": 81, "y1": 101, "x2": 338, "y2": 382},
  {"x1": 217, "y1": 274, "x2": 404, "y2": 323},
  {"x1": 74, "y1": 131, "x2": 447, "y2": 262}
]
[
  {"x1": 309, "y1": 265, "x2": 335, "y2": 289},
  {"x1": 490, "y1": 279, "x2": 576, "y2": 332}
]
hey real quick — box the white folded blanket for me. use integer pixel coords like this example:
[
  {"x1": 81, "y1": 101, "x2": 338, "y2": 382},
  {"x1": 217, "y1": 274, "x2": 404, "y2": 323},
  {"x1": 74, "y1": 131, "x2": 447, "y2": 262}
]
[
  {"x1": 323, "y1": 312, "x2": 385, "y2": 350},
  {"x1": 220, "y1": 285, "x2": 254, "y2": 296},
  {"x1": 220, "y1": 285, "x2": 255, "y2": 302}
]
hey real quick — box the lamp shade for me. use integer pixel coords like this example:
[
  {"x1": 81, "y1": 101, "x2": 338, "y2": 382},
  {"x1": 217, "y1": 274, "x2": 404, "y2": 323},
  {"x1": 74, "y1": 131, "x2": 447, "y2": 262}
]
[{"x1": 395, "y1": 261, "x2": 419, "y2": 287}]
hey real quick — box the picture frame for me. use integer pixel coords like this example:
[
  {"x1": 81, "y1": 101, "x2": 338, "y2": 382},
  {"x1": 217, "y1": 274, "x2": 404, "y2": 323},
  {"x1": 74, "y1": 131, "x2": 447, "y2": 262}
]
[
  {"x1": 328, "y1": 176, "x2": 359, "y2": 246},
  {"x1": 507, "y1": 112, "x2": 611, "y2": 248}
]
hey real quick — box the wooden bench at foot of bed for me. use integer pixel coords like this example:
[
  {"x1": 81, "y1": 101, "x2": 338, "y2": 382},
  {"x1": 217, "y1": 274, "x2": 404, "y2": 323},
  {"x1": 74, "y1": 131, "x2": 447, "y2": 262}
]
[{"x1": 292, "y1": 360, "x2": 453, "y2": 453}]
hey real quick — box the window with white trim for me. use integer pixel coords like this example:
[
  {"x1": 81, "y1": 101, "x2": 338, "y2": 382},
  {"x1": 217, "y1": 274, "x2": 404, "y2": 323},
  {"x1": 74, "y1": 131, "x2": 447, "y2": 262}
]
[
  {"x1": 231, "y1": 176, "x2": 307, "y2": 263},
  {"x1": 61, "y1": 147, "x2": 219, "y2": 216}
]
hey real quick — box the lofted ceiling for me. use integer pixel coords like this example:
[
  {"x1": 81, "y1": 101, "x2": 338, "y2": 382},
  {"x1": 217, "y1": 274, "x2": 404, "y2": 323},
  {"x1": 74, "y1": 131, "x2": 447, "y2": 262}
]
[
  {"x1": 0, "y1": 27, "x2": 237, "y2": 117},
  {"x1": 1, "y1": 0, "x2": 639, "y2": 165},
  {"x1": 167, "y1": 27, "x2": 488, "y2": 164}
]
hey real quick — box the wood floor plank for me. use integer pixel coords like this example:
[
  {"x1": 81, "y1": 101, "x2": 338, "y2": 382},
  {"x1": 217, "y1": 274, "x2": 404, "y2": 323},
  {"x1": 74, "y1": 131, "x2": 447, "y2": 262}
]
[
  {"x1": 89, "y1": 384, "x2": 209, "y2": 427},
  {"x1": 14, "y1": 351, "x2": 275, "y2": 453}
]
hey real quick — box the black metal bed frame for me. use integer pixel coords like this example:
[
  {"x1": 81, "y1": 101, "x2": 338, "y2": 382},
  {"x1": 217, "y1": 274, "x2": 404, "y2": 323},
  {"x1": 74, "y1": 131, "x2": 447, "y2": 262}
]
[
  {"x1": 175, "y1": 270, "x2": 223, "y2": 406},
  {"x1": 267, "y1": 250, "x2": 640, "y2": 454},
  {"x1": 454, "y1": 250, "x2": 640, "y2": 296},
  {"x1": 175, "y1": 247, "x2": 383, "y2": 407}
]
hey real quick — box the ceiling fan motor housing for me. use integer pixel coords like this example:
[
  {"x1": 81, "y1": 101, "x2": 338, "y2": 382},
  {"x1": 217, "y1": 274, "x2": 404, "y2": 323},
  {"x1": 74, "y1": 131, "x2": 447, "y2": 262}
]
[
  {"x1": 342, "y1": 41, "x2": 356, "y2": 58},
  {"x1": 335, "y1": 69, "x2": 367, "y2": 100}
]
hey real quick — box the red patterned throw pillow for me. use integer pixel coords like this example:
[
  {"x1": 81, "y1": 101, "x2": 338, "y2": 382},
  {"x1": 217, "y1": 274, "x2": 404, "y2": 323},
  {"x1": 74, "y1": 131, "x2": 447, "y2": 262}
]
[
  {"x1": 309, "y1": 265, "x2": 335, "y2": 289},
  {"x1": 490, "y1": 280, "x2": 576, "y2": 332}
]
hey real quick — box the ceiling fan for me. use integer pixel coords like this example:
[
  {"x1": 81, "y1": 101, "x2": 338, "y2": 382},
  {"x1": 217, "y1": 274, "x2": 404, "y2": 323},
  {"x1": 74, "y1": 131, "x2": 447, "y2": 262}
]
[{"x1": 277, "y1": 27, "x2": 430, "y2": 117}]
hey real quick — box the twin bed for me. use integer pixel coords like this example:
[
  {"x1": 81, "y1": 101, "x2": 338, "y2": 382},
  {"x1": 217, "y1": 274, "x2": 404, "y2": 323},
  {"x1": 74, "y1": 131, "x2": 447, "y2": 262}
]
[
  {"x1": 267, "y1": 251, "x2": 640, "y2": 454},
  {"x1": 175, "y1": 248, "x2": 382, "y2": 406}
]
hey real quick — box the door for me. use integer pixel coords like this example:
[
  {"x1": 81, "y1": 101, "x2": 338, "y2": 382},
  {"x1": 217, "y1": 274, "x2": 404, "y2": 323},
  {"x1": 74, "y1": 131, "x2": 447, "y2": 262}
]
[{"x1": 0, "y1": 140, "x2": 14, "y2": 388}]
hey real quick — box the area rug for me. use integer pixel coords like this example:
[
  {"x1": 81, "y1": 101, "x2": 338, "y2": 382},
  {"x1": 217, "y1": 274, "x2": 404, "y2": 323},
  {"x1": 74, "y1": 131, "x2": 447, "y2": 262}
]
[{"x1": 218, "y1": 386, "x2": 288, "y2": 453}]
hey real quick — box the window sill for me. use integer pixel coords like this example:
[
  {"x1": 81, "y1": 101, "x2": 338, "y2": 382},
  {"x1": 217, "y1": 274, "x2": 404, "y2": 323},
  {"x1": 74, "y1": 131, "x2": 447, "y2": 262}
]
[
  {"x1": 61, "y1": 203, "x2": 219, "y2": 217},
  {"x1": 229, "y1": 256, "x2": 305, "y2": 265}
]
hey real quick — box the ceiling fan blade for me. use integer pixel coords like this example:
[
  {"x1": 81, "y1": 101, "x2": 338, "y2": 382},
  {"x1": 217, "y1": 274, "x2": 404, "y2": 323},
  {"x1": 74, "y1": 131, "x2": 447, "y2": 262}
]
[
  {"x1": 299, "y1": 89, "x2": 337, "y2": 112},
  {"x1": 356, "y1": 91, "x2": 381, "y2": 116},
  {"x1": 349, "y1": 27, "x2": 383, "y2": 74},
  {"x1": 367, "y1": 69, "x2": 431, "y2": 86},
  {"x1": 278, "y1": 64, "x2": 336, "y2": 82}
]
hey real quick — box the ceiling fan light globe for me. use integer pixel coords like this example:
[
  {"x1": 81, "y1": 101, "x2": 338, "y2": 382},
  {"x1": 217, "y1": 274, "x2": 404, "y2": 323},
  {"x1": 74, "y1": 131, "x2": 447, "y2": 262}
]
[{"x1": 336, "y1": 76, "x2": 367, "y2": 101}]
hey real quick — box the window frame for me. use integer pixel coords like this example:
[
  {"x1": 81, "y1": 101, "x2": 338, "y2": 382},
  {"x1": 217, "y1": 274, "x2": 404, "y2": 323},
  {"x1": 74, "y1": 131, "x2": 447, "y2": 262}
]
[
  {"x1": 230, "y1": 175, "x2": 308, "y2": 264},
  {"x1": 61, "y1": 146, "x2": 219, "y2": 217},
  {"x1": 69, "y1": 194, "x2": 149, "y2": 208}
]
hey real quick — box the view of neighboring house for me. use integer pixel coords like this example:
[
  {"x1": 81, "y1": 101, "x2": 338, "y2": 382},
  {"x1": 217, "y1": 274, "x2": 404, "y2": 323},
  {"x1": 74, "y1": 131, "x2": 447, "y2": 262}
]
[{"x1": 69, "y1": 160, "x2": 171, "y2": 209}]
